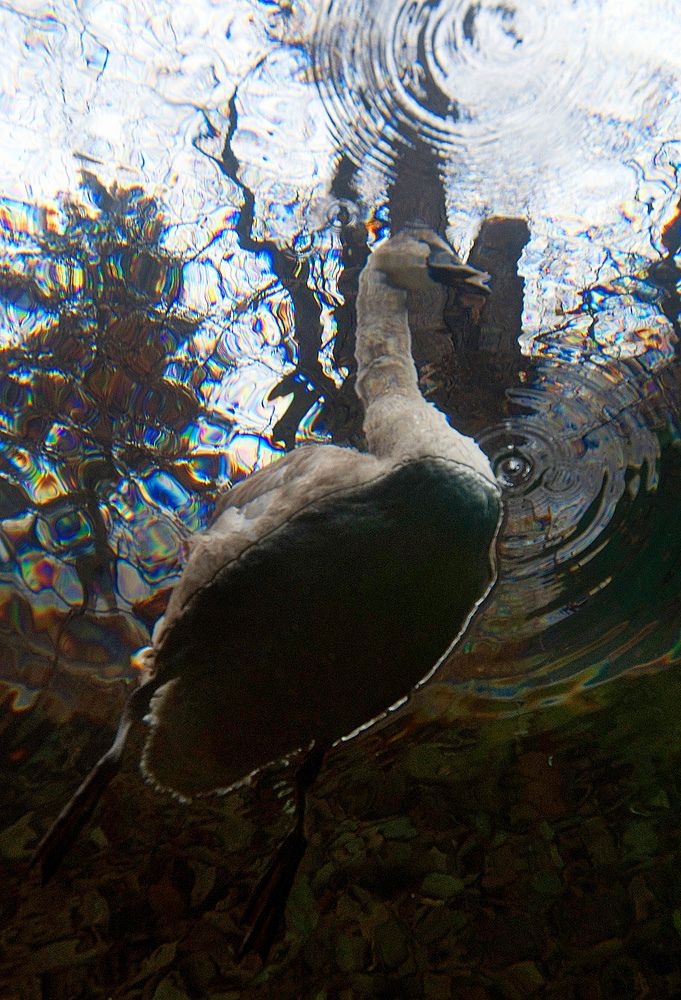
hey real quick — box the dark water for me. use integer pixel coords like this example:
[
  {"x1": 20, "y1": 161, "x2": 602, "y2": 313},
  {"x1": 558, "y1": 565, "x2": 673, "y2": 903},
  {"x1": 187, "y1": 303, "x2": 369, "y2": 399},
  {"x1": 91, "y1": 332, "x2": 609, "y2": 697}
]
[{"x1": 2, "y1": 1, "x2": 681, "y2": 997}]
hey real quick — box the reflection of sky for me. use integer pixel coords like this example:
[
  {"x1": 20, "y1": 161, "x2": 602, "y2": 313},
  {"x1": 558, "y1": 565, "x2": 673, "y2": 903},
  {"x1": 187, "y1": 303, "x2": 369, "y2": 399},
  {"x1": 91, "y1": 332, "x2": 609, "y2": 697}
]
[{"x1": 2, "y1": 0, "x2": 680, "y2": 363}]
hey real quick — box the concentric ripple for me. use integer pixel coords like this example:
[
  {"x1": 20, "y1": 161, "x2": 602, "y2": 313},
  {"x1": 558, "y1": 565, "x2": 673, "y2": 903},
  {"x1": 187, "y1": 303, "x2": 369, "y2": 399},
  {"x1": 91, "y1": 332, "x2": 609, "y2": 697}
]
[
  {"x1": 477, "y1": 360, "x2": 660, "y2": 597},
  {"x1": 442, "y1": 353, "x2": 681, "y2": 703},
  {"x1": 312, "y1": 0, "x2": 599, "y2": 173}
]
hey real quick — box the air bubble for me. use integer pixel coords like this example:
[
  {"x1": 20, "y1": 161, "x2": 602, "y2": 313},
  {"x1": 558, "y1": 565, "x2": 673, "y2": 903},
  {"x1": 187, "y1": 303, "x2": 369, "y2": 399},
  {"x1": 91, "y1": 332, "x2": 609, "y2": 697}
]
[
  {"x1": 494, "y1": 449, "x2": 533, "y2": 488},
  {"x1": 326, "y1": 198, "x2": 360, "y2": 229}
]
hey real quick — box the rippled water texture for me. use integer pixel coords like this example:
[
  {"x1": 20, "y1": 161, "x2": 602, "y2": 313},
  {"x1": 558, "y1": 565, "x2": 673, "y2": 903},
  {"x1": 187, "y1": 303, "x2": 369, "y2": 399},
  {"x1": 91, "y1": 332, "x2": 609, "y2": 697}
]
[{"x1": 1, "y1": 0, "x2": 680, "y2": 721}]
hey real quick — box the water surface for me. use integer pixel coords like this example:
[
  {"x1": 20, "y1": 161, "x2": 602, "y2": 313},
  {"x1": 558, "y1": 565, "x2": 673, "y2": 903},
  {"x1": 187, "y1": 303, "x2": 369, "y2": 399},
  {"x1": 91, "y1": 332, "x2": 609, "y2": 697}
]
[{"x1": 1, "y1": 1, "x2": 681, "y2": 996}]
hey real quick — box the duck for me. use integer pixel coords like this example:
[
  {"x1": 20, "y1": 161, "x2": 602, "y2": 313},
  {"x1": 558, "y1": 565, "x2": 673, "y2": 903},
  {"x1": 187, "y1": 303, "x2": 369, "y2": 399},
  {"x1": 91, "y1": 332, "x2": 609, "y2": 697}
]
[{"x1": 33, "y1": 225, "x2": 502, "y2": 957}]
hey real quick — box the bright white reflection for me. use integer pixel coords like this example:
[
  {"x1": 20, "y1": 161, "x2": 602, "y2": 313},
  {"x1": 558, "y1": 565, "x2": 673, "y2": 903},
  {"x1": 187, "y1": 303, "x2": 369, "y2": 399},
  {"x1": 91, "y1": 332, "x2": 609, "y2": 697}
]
[{"x1": 1, "y1": 0, "x2": 680, "y2": 367}]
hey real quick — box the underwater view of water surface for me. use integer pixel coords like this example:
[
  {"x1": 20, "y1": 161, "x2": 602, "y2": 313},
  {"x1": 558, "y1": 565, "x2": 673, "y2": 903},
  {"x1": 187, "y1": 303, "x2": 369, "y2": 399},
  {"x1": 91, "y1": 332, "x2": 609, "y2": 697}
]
[{"x1": 2, "y1": 0, "x2": 681, "y2": 996}]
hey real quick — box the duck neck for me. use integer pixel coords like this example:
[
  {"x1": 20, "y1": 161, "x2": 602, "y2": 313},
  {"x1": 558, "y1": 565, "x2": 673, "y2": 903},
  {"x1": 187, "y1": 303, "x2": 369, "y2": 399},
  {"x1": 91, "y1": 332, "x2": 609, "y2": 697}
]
[
  {"x1": 355, "y1": 264, "x2": 420, "y2": 402},
  {"x1": 354, "y1": 263, "x2": 439, "y2": 461}
]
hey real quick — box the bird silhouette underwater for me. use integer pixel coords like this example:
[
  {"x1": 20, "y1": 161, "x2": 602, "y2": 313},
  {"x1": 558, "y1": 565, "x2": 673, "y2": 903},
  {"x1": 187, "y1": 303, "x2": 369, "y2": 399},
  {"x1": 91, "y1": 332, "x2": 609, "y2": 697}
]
[{"x1": 32, "y1": 225, "x2": 502, "y2": 958}]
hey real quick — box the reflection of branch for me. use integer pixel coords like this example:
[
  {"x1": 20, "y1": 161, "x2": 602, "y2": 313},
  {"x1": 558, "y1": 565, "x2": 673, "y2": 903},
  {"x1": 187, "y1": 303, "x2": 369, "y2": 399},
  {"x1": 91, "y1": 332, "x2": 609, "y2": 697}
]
[
  {"x1": 0, "y1": 270, "x2": 77, "y2": 315},
  {"x1": 319, "y1": 155, "x2": 370, "y2": 448},
  {"x1": 220, "y1": 93, "x2": 337, "y2": 449}
]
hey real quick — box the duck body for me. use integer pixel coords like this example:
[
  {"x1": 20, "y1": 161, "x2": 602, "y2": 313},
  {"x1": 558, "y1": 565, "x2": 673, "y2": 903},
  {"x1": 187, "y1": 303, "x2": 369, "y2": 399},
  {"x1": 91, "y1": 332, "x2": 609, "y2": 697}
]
[
  {"x1": 141, "y1": 227, "x2": 501, "y2": 797},
  {"x1": 143, "y1": 452, "x2": 500, "y2": 797},
  {"x1": 34, "y1": 227, "x2": 502, "y2": 903}
]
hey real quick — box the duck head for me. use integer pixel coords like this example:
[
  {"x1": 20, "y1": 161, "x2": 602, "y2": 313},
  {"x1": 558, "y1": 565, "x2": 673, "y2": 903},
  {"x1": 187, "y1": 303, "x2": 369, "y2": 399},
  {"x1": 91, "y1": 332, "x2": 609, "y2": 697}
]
[{"x1": 368, "y1": 225, "x2": 490, "y2": 300}]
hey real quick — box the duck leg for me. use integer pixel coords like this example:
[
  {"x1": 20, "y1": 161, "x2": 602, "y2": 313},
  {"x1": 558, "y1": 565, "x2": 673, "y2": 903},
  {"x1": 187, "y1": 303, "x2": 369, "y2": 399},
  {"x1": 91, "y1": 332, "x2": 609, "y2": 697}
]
[
  {"x1": 239, "y1": 742, "x2": 326, "y2": 961},
  {"x1": 32, "y1": 678, "x2": 159, "y2": 884}
]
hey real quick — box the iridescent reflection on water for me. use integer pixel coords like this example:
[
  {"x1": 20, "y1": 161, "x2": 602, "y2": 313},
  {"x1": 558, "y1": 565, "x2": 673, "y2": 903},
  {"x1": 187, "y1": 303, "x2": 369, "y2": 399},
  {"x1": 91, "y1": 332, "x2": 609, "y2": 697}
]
[{"x1": 1, "y1": 0, "x2": 681, "y2": 994}]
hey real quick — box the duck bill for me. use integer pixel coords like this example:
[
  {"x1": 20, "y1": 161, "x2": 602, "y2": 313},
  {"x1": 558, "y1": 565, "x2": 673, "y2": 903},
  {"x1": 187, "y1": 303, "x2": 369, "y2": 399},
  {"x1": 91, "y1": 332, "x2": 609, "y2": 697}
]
[{"x1": 427, "y1": 247, "x2": 491, "y2": 298}]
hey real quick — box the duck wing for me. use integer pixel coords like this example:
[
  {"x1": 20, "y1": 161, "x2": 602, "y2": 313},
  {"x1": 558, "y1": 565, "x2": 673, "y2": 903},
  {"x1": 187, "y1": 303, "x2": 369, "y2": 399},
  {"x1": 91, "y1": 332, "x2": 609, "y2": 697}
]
[
  {"x1": 155, "y1": 444, "x2": 383, "y2": 642},
  {"x1": 214, "y1": 444, "x2": 378, "y2": 517}
]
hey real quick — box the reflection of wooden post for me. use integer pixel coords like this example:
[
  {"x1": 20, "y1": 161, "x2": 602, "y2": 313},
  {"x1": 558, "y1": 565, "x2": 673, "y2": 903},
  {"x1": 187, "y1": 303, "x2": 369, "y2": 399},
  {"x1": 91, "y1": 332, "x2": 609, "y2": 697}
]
[
  {"x1": 437, "y1": 216, "x2": 530, "y2": 435},
  {"x1": 319, "y1": 156, "x2": 371, "y2": 447},
  {"x1": 389, "y1": 137, "x2": 448, "y2": 236},
  {"x1": 387, "y1": 140, "x2": 460, "y2": 412},
  {"x1": 467, "y1": 216, "x2": 528, "y2": 359}
]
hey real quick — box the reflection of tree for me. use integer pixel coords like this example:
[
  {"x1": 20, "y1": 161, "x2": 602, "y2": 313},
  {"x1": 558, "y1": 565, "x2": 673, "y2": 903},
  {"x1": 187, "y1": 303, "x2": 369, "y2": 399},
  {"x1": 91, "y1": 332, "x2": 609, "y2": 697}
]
[{"x1": 0, "y1": 174, "x2": 205, "y2": 616}]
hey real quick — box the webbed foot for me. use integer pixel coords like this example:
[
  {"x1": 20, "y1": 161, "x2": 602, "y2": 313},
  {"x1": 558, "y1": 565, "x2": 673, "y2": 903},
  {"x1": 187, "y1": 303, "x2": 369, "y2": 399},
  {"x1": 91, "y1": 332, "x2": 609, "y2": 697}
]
[
  {"x1": 31, "y1": 679, "x2": 158, "y2": 883},
  {"x1": 238, "y1": 742, "x2": 326, "y2": 961}
]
